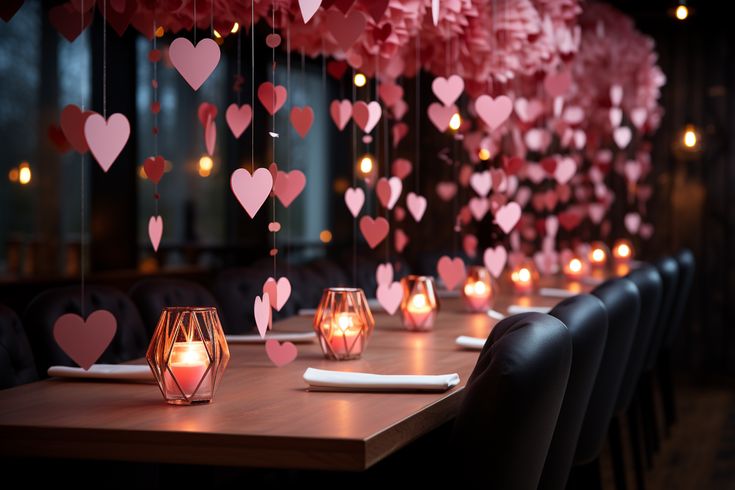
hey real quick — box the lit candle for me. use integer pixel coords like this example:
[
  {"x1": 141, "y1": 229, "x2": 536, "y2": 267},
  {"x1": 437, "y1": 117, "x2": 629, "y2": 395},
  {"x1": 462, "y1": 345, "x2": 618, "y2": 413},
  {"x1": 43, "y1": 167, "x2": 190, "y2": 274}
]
[
  {"x1": 313, "y1": 288, "x2": 374, "y2": 360},
  {"x1": 400, "y1": 275, "x2": 439, "y2": 331},
  {"x1": 325, "y1": 313, "x2": 364, "y2": 358},
  {"x1": 511, "y1": 266, "x2": 535, "y2": 294},
  {"x1": 164, "y1": 341, "x2": 210, "y2": 397},
  {"x1": 612, "y1": 239, "x2": 634, "y2": 263},
  {"x1": 563, "y1": 256, "x2": 589, "y2": 280},
  {"x1": 462, "y1": 267, "x2": 495, "y2": 312},
  {"x1": 407, "y1": 292, "x2": 433, "y2": 326},
  {"x1": 588, "y1": 242, "x2": 609, "y2": 268}
]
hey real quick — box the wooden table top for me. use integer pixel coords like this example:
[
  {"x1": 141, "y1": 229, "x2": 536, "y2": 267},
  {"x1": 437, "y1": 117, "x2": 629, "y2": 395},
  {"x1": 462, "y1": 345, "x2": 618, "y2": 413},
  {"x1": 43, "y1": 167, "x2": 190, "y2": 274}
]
[{"x1": 0, "y1": 276, "x2": 594, "y2": 471}]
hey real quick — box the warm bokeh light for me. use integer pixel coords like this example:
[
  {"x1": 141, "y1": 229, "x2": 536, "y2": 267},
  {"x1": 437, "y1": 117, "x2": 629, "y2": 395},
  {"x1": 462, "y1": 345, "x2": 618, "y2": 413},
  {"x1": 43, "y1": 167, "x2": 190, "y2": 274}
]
[
  {"x1": 332, "y1": 178, "x2": 350, "y2": 193},
  {"x1": 591, "y1": 248, "x2": 606, "y2": 263},
  {"x1": 617, "y1": 243, "x2": 631, "y2": 258},
  {"x1": 198, "y1": 155, "x2": 213, "y2": 177},
  {"x1": 18, "y1": 162, "x2": 31, "y2": 185},
  {"x1": 353, "y1": 73, "x2": 367, "y2": 87},
  {"x1": 683, "y1": 125, "x2": 697, "y2": 148},
  {"x1": 411, "y1": 293, "x2": 428, "y2": 309},
  {"x1": 8, "y1": 168, "x2": 19, "y2": 183},
  {"x1": 449, "y1": 113, "x2": 461, "y2": 131},
  {"x1": 358, "y1": 154, "x2": 374, "y2": 176},
  {"x1": 569, "y1": 258, "x2": 583, "y2": 273},
  {"x1": 612, "y1": 239, "x2": 634, "y2": 263},
  {"x1": 319, "y1": 230, "x2": 333, "y2": 243},
  {"x1": 213, "y1": 29, "x2": 222, "y2": 39},
  {"x1": 478, "y1": 147, "x2": 491, "y2": 161},
  {"x1": 155, "y1": 26, "x2": 164, "y2": 38},
  {"x1": 230, "y1": 22, "x2": 240, "y2": 34},
  {"x1": 517, "y1": 267, "x2": 531, "y2": 282},
  {"x1": 675, "y1": 4, "x2": 688, "y2": 20}
]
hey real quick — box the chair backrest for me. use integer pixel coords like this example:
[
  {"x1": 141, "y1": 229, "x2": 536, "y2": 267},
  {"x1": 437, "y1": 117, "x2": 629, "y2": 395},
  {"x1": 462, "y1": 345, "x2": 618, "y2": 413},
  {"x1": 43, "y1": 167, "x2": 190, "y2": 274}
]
[
  {"x1": 213, "y1": 265, "x2": 279, "y2": 334},
  {"x1": 644, "y1": 257, "x2": 679, "y2": 371},
  {"x1": 23, "y1": 285, "x2": 148, "y2": 375},
  {"x1": 452, "y1": 312, "x2": 572, "y2": 489},
  {"x1": 539, "y1": 295, "x2": 608, "y2": 490},
  {"x1": 575, "y1": 278, "x2": 640, "y2": 464},
  {"x1": 129, "y1": 278, "x2": 219, "y2": 336},
  {"x1": 615, "y1": 264, "x2": 663, "y2": 413},
  {"x1": 664, "y1": 249, "x2": 695, "y2": 348},
  {"x1": 0, "y1": 305, "x2": 38, "y2": 389}
]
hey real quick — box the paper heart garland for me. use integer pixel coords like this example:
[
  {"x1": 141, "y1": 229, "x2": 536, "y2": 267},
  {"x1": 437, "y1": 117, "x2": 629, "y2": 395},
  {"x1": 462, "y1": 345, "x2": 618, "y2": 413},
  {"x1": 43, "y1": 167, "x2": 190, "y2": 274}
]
[
  {"x1": 265, "y1": 339, "x2": 297, "y2": 367},
  {"x1": 330, "y1": 99, "x2": 352, "y2": 131},
  {"x1": 143, "y1": 155, "x2": 165, "y2": 184},
  {"x1": 84, "y1": 113, "x2": 130, "y2": 172},
  {"x1": 483, "y1": 246, "x2": 508, "y2": 278},
  {"x1": 274, "y1": 170, "x2": 306, "y2": 207},
  {"x1": 263, "y1": 277, "x2": 292, "y2": 312},
  {"x1": 495, "y1": 202, "x2": 522, "y2": 234},
  {"x1": 437, "y1": 256, "x2": 466, "y2": 291},
  {"x1": 394, "y1": 228, "x2": 409, "y2": 252},
  {"x1": 378, "y1": 82, "x2": 404, "y2": 107},
  {"x1": 376, "y1": 281, "x2": 403, "y2": 315},
  {"x1": 326, "y1": 9, "x2": 366, "y2": 52},
  {"x1": 359, "y1": 216, "x2": 389, "y2": 248},
  {"x1": 290, "y1": 106, "x2": 314, "y2": 138},
  {"x1": 258, "y1": 82, "x2": 288, "y2": 115},
  {"x1": 169, "y1": 38, "x2": 220, "y2": 91},
  {"x1": 225, "y1": 103, "x2": 252, "y2": 138},
  {"x1": 53, "y1": 310, "x2": 117, "y2": 370},
  {"x1": 231, "y1": 168, "x2": 274, "y2": 218},
  {"x1": 254, "y1": 293, "x2": 272, "y2": 338},
  {"x1": 432, "y1": 75, "x2": 464, "y2": 107},
  {"x1": 345, "y1": 187, "x2": 365, "y2": 217},
  {"x1": 475, "y1": 95, "x2": 513, "y2": 131},
  {"x1": 148, "y1": 215, "x2": 163, "y2": 252},
  {"x1": 376, "y1": 262, "x2": 393, "y2": 286},
  {"x1": 327, "y1": 60, "x2": 348, "y2": 80},
  {"x1": 299, "y1": 0, "x2": 322, "y2": 23},
  {"x1": 353, "y1": 101, "x2": 381, "y2": 133},
  {"x1": 406, "y1": 192, "x2": 427, "y2": 222},
  {"x1": 60, "y1": 104, "x2": 93, "y2": 153}
]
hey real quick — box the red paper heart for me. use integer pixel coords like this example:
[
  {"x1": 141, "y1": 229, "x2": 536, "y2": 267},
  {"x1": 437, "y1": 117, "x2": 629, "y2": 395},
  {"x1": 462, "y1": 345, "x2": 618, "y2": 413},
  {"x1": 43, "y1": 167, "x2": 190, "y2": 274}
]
[
  {"x1": 290, "y1": 106, "x2": 314, "y2": 138},
  {"x1": 394, "y1": 228, "x2": 409, "y2": 252},
  {"x1": 378, "y1": 81, "x2": 403, "y2": 107},
  {"x1": 392, "y1": 123, "x2": 408, "y2": 148},
  {"x1": 148, "y1": 49, "x2": 161, "y2": 63},
  {"x1": 359, "y1": 216, "x2": 389, "y2": 248},
  {"x1": 274, "y1": 170, "x2": 307, "y2": 207},
  {"x1": 540, "y1": 156, "x2": 558, "y2": 175},
  {"x1": 49, "y1": 3, "x2": 93, "y2": 42},
  {"x1": 327, "y1": 60, "x2": 348, "y2": 80},
  {"x1": 0, "y1": 0, "x2": 24, "y2": 22},
  {"x1": 437, "y1": 256, "x2": 466, "y2": 291},
  {"x1": 391, "y1": 158, "x2": 412, "y2": 179},
  {"x1": 48, "y1": 124, "x2": 71, "y2": 154},
  {"x1": 197, "y1": 102, "x2": 218, "y2": 126},
  {"x1": 544, "y1": 71, "x2": 572, "y2": 98},
  {"x1": 53, "y1": 310, "x2": 117, "y2": 370},
  {"x1": 143, "y1": 155, "x2": 165, "y2": 184},
  {"x1": 330, "y1": 99, "x2": 352, "y2": 131},
  {"x1": 257, "y1": 82, "x2": 288, "y2": 115},
  {"x1": 326, "y1": 9, "x2": 366, "y2": 52},
  {"x1": 362, "y1": 0, "x2": 389, "y2": 22},
  {"x1": 558, "y1": 210, "x2": 583, "y2": 231},
  {"x1": 60, "y1": 104, "x2": 93, "y2": 154},
  {"x1": 503, "y1": 156, "x2": 523, "y2": 176}
]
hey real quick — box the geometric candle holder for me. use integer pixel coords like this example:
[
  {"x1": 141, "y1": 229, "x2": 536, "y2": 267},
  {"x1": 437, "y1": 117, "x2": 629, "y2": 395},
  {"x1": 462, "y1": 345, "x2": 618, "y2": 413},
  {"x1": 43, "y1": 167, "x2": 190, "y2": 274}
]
[
  {"x1": 146, "y1": 307, "x2": 230, "y2": 405},
  {"x1": 400, "y1": 275, "x2": 439, "y2": 331},
  {"x1": 313, "y1": 288, "x2": 374, "y2": 360},
  {"x1": 461, "y1": 266, "x2": 496, "y2": 312}
]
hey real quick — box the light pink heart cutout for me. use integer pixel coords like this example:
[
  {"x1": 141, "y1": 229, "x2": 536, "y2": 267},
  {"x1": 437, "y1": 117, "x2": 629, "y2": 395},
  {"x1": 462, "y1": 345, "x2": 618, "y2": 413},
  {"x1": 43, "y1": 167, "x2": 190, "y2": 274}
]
[
  {"x1": 495, "y1": 202, "x2": 522, "y2": 234},
  {"x1": 610, "y1": 107, "x2": 623, "y2": 128},
  {"x1": 427, "y1": 102, "x2": 457, "y2": 132},
  {"x1": 263, "y1": 277, "x2": 292, "y2": 312},
  {"x1": 265, "y1": 339, "x2": 297, "y2": 367},
  {"x1": 387, "y1": 177, "x2": 402, "y2": 209},
  {"x1": 298, "y1": 0, "x2": 322, "y2": 23},
  {"x1": 470, "y1": 171, "x2": 492, "y2": 197},
  {"x1": 53, "y1": 310, "x2": 117, "y2": 370},
  {"x1": 231, "y1": 167, "x2": 274, "y2": 218},
  {"x1": 437, "y1": 256, "x2": 466, "y2": 291},
  {"x1": 148, "y1": 215, "x2": 163, "y2": 252},
  {"x1": 377, "y1": 281, "x2": 403, "y2": 315},
  {"x1": 254, "y1": 293, "x2": 272, "y2": 338},
  {"x1": 406, "y1": 192, "x2": 427, "y2": 222},
  {"x1": 84, "y1": 113, "x2": 130, "y2": 172},
  {"x1": 330, "y1": 99, "x2": 352, "y2": 131},
  {"x1": 169, "y1": 37, "x2": 221, "y2": 91},
  {"x1": 345, "y1": 187, "x2": 365, "y2": 217},
  {"x1": 475, "y1": 95, "x2": 513, "y2": 131},
  {"x1": 625, "y1": 212, "x2": 641, "y2": 234},
  {"x1": 290, "y1": 106, "x2": 314, "y2": 138},
  {"x1": 630, "y1": 108, "x2": 647, "y2": 129},
  {"x1": 359, "y1": 216, "x2": 389, "y2": 248},
  {"x1": 469, "y1": 197, "x2": 489, "y2": 221},
  {"x1": 432, "y1": 75, "x2": 464, "y2": 107},
  {"x1": 624, "y1": 160, "x2": 642, "y2": 183},
  {"x1": 610, "y1": 84, "x2": 623, "y2": 106},
  {"x1": 225, "y1": 103, "x2": 252, "y2": 138},
  {"x1": 555, "y1": 157, "x2": 577, "y2": 185},
  {"x1": 274, "y1": 170, "x2": 306, "y2": 207},
  {"x1": 614, "y1": 127, "x2": 632, "y2": 149},
  {"x1": 353, "y1": 101, "x2": 381, "y2": 133},
  {"x1": 376, "y1": 262, "x2": 394, "y2": 286},
  {"x1": 483, "y1": 246, "x2": 508, "y2": 278}
]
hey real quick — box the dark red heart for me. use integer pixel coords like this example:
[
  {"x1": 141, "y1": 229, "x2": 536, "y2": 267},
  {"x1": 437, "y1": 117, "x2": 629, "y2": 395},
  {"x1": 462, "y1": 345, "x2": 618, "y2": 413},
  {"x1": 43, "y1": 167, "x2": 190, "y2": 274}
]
[
  {"x1": 540, "y1": 156, "x2": 557, "y2": 175},
  {"x1": 362, "y1": 0, "x2": 389, "y2": 23},
  {"x1": 48, "y1": 124, "x2": 71, "y2": 154},
  {"x1": 101, "y1": 0, "x2": 137, "y2": 37},
  {"x1": 503, "y1": 156, "x2": 524, "y2": 176},
  {"x1": 327, "y1": 60, "x2": 348, "y2": 80},
  {"x1": 148, "y1": 49, "x2": 161, "y2": 63},
  {"x1": 49, "y1": 3, "x2": 93, "y2": 42},
  {"x1": 150, "y1": 101, "x2": 160, "y2": 114},
  {"x1": 0, "y1": 0, "x2": 24, "y2": 22},
  {"x1": 376, "y1": 23, "x2": 392, "y2": 42},
  {"x1": 558, "y1": 210, "x2": 583, "y2": 231},
  {"x1": 143, "y1": 155, "x2": 165, "y2": 184}
]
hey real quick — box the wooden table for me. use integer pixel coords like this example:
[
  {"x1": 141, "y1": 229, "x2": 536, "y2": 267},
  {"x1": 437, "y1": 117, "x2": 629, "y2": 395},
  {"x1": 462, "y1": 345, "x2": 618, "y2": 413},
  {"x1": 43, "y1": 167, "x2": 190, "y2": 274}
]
[{"x1": 0, "y1": 278, "x2": 591, "y2": 471}]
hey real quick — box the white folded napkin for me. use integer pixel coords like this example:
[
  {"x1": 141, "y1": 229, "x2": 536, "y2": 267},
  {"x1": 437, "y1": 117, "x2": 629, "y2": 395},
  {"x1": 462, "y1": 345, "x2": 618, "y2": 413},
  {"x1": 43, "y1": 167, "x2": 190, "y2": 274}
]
[
  {"x1": 226, "y1": 332, "x2": 316, "y2": 344},
  {"x1": 507, "y1": 304, "x2": 552, "y2": 314},
  {"x1": 455, "y1": 336, "x2": 486, "y2": 350},
  {"x1": 487, "y1": 309, "x2": 506, "y2": 320},
  {"x1": 47, "y1": 364, "x2": 153, "y2": 382},
  {"x1": 303, "y1": 368, "x2": 460, "y2": 392},
  {"x1": 539, "y1": 287, "x2": 576, "y2": 298}
]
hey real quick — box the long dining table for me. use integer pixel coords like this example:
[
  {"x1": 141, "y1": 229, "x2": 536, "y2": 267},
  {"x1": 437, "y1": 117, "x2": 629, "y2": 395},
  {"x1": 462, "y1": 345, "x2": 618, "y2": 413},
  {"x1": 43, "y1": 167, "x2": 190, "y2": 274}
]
[{"x1": 0, "y1": 276, "x2": 598, "y2": 471}]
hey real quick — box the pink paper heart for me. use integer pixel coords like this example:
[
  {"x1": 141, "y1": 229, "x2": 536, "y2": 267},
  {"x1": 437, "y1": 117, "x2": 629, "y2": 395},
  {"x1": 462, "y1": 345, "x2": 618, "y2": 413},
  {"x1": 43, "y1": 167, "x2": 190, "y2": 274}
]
[
  {"x1": 436, "y1": 181, "x2": 457, "y2": 201},
  {"x1": 353, "y1": 101, "x2": 381, "y2": 133},
  {"x1": 625, "y1": 212, "x2": 641, "y2": 234},
  {"x1": 345, "y1": 187, "x2": 365, "y2": 217},
  {"x1": 359, "y1": 216, "x2": 389, "y2": 248},
  {"x1": 624, "y1": 160, "x2": 642, "y2": 183},
  {"x1": 437, "y1": 256, "x2": 466, "y2": 291},
  {"x1": 231, "y1": 168, "x2": 274, "y2": 218},
  {"x1": 299, "y1": 0, "x2": 322, "y2": 23},
  {"x1": 459, "y1": 164, "x2": 473, "y2": 188},
  {"x1": 377, "y1": 281, "x2": 403, "y2": 315},
  {"x1": 148, "y1": 215, "x2": 163, "y2": 251},
  {"x1": 254, "y1": 293, "x2": 271, "y2": 338},
  {"x1": 376, "y1": 178, "x2": 392, "y2": 208},
  {"x1": 326, "y1": 9, "x2": 366, "y2": 52},
  {"x1": 610, "y1": 84, "x2": 623, "y2": 106},
  {"x1": 427, "y1": 102, "x2": 457, "y2": 132},
  {"x1": 392, "y1": 100, "x2": 409, "y2": 120},
  {"x1": 225, "y1": 103, "x2": 252, "y2": 138},
  {"x1": 630, "y1": 108, "x2": 647, "y2": 129},
  {"x1": 268, "y1": 221, "x2": 281, "y2": 232},
  {"x1": 265, "y1": 339, "x2": 297, "y2": 367},
  {"x1": 470, "y1": 170, "x2": 492, "y2": 197},
  {"x1": 640, "y1": 223, "x2": 654, "y2": 239},
  {"x1": 475, "y1": 95, "x2": 513, "y2": 131},
  {"x1": 609, "y1": 107, "x2": 623, "y2": 128},
  {"x1": 265, "y1": 33, "x2": 281, "y2": 48},
  {"x1": 378, "y1": 81, "x2": 404, "y2": 107},
  {"x1": 406, "y1": 192, "x2": 427, "y2": 222},
  {"x1": 391, "y1": 158, "x2": 412, "y2": 179},
  {"x1": 525, "y1": 128, "x2": 551, "y2": 152},
  {"x1": 546, "y1": 215, "x2": 559, "y2": 237},
  {"x1": 463, "y1": 234, "x2": 478, "y2": 258},
  {"x1": 290, "y1": 106, "x2": 314, "y2": 138},
  {"x1": 495, "y1": 202, "x2": 521, "y2": 234},
  {"x1": 60, "y1": 104, "x2": 93, "y2": 153},
  {"x1": 469, "y1": 197, "x2": 489, "y2": 221},
  {"x1": 483, "y1": 246, "x2": 508, "y2": 278},
  {"x1": 263, "y1": 277, "x2": 292, "y2": 312},
  {"x1": 534, "y1": 250, "x2": 559, "y2": 275},
  {"x1": 514, "y1": 97, "x2": 544, "y2": 123},
  {"x1": 84, "y1": 113, "x2": 130, "y2": 172},
  {"x1": 257, "y1": 82, "x2": 288, "y2": 115},
  {"x1": 392, "y1": 123, "x2": 408, "y2": 148},
  {"x1": 387, "y1": 177, "x2": 402, "y2": 209},
  {"x1": 274, "y1": 170, "x2": 306, "y2": 207},
  {"x1": 53, "y1": 310, "x2": 117, "y2": 370},
  {"x1": 204, "y1": 116, "x2": 216, "y2": 156},
  {"x1": 376, "y1": 262, "x2": 394, "y2": 286},
  {"x1": 563, "y1": 106, "x2": 584, "y2": 125},
  {"x1": 432, "y1": 75, "x2": 464, "y2": 107},
  {"x1": 169, "y1": 37, "x2": 220, "y2": 91},
  {"x1": 573, "y1": 130, "x2": 586, "y2": 149},
  {"x1": 613, "y1": 127, "x2": 632, "y2": 149},
  {"x1": 330, "y1": 99, "x2": 352, "y2": 131},
  {"x1": 588, "y1": 203, "x2": 606, "y2": 224},
  {"x1": 555, "y1": 157, "x2": 577, "y2": 185},
  {"x1": 394, "y1": 228, "x2": 409, "y2": 252},
  {"x1": 544, "y1": 71, "x2": 572, "y2": 98}
]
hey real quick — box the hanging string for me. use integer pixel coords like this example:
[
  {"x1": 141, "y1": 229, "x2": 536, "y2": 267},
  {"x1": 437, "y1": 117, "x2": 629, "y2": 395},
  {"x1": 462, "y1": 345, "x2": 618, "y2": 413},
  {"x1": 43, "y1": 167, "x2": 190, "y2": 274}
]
[
  {"x1": 236, "y1": 23, "x2": 242, "y2": 105},
  {"x1": 415, "y1": 33, "x2": 420, "y2": 192},
  {"x1": 271, "y1": 0, "x2": 276, "y2": 279},
  {"x1": 153, "y1": 20, "x2": 159, "y2": 218},
  {"x1": 251, "y1": 0, "x2": 254, "y2": 173},
  {"x1": 352, "y1": 68, "x2": 357, "y2": 286},
  {"x1": 193, "y1": 0, "x2": 197, "y2": 43},
  {"x1": 80, "y1": 0, "x2": 86, "y2": 317},
  {"x1": 102, "y1": 0, "x2": 107, "y2": 119}
]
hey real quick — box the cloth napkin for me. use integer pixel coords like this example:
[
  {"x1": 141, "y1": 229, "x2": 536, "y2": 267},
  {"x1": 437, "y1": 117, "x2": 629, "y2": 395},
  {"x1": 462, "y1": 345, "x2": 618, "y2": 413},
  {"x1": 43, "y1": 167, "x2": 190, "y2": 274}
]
[
  {"x1": 487, "y1": 309, "x2": 506, "y2": 320},
  {"x1": 47, "y1": 364, "x2": 153, "y2": 382},
  {"x1": 303, "y1": 368, "x2": 460, "y2": 392},
  {"x1": 455, "y1": 336, "x2": 486, "y2": 350},
  {"x1": 507, "y1": 304, "x2": 552, "y2": 314},
  {"x1": 226, "y1": 332, "x2": 316, "y2": 344},
  {"x1": 539, "y1": 287, "x2": 577, "y2": 298}
]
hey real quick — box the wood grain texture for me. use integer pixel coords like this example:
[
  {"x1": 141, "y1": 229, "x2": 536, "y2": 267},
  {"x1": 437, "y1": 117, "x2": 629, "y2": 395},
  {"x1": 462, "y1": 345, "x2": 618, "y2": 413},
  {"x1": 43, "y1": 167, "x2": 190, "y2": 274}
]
[{"x1": 0, "y1": 277, "x2": 591, "y2": 470}]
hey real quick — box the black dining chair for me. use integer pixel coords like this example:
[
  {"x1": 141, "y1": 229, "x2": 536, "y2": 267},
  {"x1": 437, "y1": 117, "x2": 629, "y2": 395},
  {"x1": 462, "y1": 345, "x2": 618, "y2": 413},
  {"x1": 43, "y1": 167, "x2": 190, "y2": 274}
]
[
  {"x1": 659, "y1": 249, "x2": 695, "y2": 430},
  {"x1": 22, "y1": 285, "x2": 148, "y2": 376},
  {"x1": 129, "y1": 278, "x2": 219, "y2": 336},
  {"x1": 0, "y1": 304, "x2": 38, "y2": 389},
  {"x1": 539, "y1": 294, "x2": 608, "y2": 490},
  {"x1": 568, "y1": 278, "x2": 640, "y2": 489},
  {"x1": 606, "y1": 265, "x2": 663, "y2": 490},
  {"x1": 452, "y1": 312, "x2": 573, "y2": 489}
]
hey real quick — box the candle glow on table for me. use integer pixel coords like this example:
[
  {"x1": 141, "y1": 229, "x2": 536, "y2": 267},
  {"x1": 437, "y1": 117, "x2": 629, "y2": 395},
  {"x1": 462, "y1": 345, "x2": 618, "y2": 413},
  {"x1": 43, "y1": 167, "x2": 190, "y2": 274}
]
[
  {"x1": 510, "y1": 264, "x2": 537, "y2": 294},
  {"x1": 461, "y1": 266, "x2": 495, "y2": 312},
  {"x1": 164, "y1": 341, "x2": 210, "y2": 396},
  {"x1": 325, "y1": 312, "x2": 364, "y2": 358},
  {"x1": 400, "y1": 275, "x2": 439, "y2": 331},
  {"x1": 588, "y1": 241, "x2": 609, "y2": 268},
  {"x1": 562, "y1": 255, "x2": 589, "y2": 280},
  {"x1": 313, "y1": 288, "x2": 374, "y2": 360}
]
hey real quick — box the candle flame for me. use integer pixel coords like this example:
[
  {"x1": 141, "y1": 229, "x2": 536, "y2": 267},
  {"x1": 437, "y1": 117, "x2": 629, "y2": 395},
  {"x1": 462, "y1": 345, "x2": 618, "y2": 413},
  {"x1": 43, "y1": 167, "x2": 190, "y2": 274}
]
[
  {"x1": 569, "y1": 258, "x2": 583, "y2": 273},
  {"x1": 411, "y1": 293, "x2": 427, "y2": 309},
  {"x1": 591, "y1": 248, "x2": 606, "y2": 263}
]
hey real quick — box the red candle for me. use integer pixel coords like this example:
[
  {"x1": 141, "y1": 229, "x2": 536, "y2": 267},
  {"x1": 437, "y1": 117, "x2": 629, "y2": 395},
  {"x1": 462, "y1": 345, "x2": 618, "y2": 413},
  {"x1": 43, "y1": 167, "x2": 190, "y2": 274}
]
[{"x1": 164, "y1": 341, "x2": 210, "y2": 396}]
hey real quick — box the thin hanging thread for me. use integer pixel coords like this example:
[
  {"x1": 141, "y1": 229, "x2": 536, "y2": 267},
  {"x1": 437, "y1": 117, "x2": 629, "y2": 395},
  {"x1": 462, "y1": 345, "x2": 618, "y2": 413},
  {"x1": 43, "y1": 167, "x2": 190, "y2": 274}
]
[
  {"x1": 80, "y1": 0, "x2": 85, "y2": 317},
  {"x1": 102, "y1": 0, "x2": 107, "y2": 118},
  {"x1": 251, "y1": 0, "x2": 254, "y2": 173},
  {"x1": 193, "y1": 0, "x2": 197, "y2": 43},
  {"x1": 415, "y1": 33, "x2": 420, "y2": 191},
  {"x1": 153, "y1": 19, "x2": 159, "y2": 218},
  {"x1": 271, "y1": 0, "x2": 276, "y2": 278},
  {"x1": 285, "y1": 22, "x2": 291, "y2": 276},
  {"x1": 352, "y1": 69, "x2": 357, "y2": 287},
  {"x1": 236, "y1": 26, "x2": 242, "y2": 105}
]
